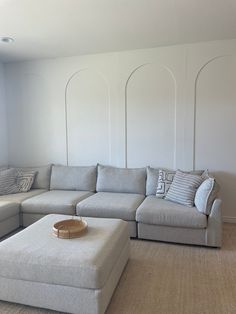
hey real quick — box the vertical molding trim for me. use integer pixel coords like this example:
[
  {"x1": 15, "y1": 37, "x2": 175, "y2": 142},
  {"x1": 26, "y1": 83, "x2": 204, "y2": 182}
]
[
  {"x1": 65, "y1": 68, "x2": 111, "y2": 166},
  {"x1": 124, "y1": 63, "x2": 177, "y2": 168},
  {"x1": 193, "y1": 55, "x2": 230, "y2": 170}
]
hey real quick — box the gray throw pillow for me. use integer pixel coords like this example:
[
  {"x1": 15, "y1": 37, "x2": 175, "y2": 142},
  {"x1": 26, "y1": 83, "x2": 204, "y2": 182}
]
[
  {"x1": 194, "y1": 170, "x2": 220, "y2": 215},
  {"x1": 165, "y1": 170, "x2": 203, "y2": 207},
  {"x1": 16, "y1": 169, "x2": 37, "y2": 192},
  {"x1": 0, "y1": 168, "x2": 19, "y2": 195}
]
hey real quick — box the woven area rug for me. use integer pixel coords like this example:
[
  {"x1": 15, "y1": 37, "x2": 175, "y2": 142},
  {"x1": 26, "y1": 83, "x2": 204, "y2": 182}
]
[{"x1": 0, "y1": 223, "x2": 236, "y2": 314}]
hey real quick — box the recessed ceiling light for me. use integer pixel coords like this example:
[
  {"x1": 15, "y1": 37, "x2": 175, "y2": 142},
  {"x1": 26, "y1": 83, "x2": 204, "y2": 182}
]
[{"x1": 0, "y1": 37, "x2": 14, "y2": 43}]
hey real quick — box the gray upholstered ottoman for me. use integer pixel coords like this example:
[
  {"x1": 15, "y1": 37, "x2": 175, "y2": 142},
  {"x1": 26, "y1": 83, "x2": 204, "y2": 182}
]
[{"x1": 0, "y1": 214, "x2": 130, "y2": 314}]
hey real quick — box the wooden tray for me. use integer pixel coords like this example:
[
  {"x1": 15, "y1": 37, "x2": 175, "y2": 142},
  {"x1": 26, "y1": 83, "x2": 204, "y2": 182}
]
[{"x1": 53, "y1": 218, "x2": 88, "y2": 239}]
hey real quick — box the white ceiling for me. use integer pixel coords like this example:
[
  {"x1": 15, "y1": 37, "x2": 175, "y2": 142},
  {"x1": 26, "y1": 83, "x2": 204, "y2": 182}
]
[{"x1": 0, "y1": 0, "x2": 236, "y2": 63}]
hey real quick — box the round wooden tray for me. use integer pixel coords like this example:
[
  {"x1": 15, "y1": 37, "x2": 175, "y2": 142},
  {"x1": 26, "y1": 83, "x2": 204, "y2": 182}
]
[{"x1": 53, "y1": 218, "x2": 88, "y2": 239}]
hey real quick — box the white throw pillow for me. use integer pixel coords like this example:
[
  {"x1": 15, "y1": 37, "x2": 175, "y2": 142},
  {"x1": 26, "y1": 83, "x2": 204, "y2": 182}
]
[
  {"x1": 156, "y1": 169, "x2": 175, "y2": 198},
  {"x1": 194, "y1": 170, "x2": 220, "y2": 215},
  {"x1": 165, "y1": 170, "x2": 203, "y2": 207}
]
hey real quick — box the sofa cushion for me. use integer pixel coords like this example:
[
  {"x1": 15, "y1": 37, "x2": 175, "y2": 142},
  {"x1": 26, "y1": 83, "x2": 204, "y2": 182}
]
[
  {"x1": 0, "y1": 202, "x2": 19, "y2": 221},
  {"x1": 12, "y1": 165, "x2": 52, "y2": 190},
  {"x1": 195, "y1": 170, "x2": 220, "y2": 215},
  {"x1": 146, "y1": 167, "x2": 159, "y2": 196},
  {"x1": 22, "y1": 190, "x2": 93, "y2": 215},
  {"x1": 0, "y1": 189, "x2": 47, "y2": 203},
  {"x1": 50, "y1": 165, "x2": 97, "y2": 192},
  {"x1": 77, "y1": 192, "x2": 145, "y2": 221},
  {"x1": 136, "y1": 196, "x2": 207, "y2": 229},
  {"x1": 96, "y1": 164, "x2": 146, "y2": 195},
  {"x1": 165, "y1": 170, "x2": 203, "y2": 207}
]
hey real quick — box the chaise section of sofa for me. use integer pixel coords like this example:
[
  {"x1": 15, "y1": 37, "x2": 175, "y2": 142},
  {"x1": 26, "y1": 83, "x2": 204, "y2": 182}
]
[
  {"x1": 136, "y1": 196, "x2": 222, "y2": 247},
  {"x1": 21, "y1": 165, "x2": 97, "y2": 227},
  {"x1": 0, "y1": 201, "x2": 20, "y2": 238},
  {"x1": 76, "y1": 164, "x2": 146, "y2": 237}
]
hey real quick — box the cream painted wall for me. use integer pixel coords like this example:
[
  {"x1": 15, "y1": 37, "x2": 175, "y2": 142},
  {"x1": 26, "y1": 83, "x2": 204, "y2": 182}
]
[
  {"x1": 4, "y1": 39, "x2": 236, "y2": 221},
  {"x1": 0, "y1": 63, "x2": 8, "y2": 165}
]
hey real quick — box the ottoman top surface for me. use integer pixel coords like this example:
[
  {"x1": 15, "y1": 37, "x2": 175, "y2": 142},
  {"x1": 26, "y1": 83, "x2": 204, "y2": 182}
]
[{"x1": 0, "y1": 214, "x2": 129, "y2": 290}]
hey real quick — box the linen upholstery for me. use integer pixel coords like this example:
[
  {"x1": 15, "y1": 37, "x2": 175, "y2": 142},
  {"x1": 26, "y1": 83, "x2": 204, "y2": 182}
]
[
  {"x1": 96, "y1": 164, "x2": 146, "y2": 195},
  {"x1": 0, "y1": 242, "x2": 129, "y2": 314},
  {"x1": 21, "y1": 190, "x2": 93, "y2": 215},
  {"x1": 76, "y1": 192, "x2": 145, "y2": 221},
  {"x1": 146, "y1": 167, "x2": 159, "y2": 196},
  {"x1": 12, "y1": 164, "x2": 52, "y2": 189},
  {"x1": 165, "y1": 170, "x2": 203, "y2": 207},
  {"x1": 136, "y1": 196, "x2": 207, "y2": 228},
  {"x1": 0, "y1": 214, "x2": 129, "y2": 290},
  {"x1": 0, "y1": 201, "x2": 19, "y2": 221},
  {"x1": 50, "y1": 165, "x2": 97, "y2": 192},
  {"x1": 0, "y1": 189, "x2": 47, "y2": 203}
]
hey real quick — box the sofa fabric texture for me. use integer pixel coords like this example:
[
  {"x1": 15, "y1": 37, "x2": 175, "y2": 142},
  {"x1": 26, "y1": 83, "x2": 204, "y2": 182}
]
[
  {"x1": 96, "y1": 164, "x2": 146, "y2": 195},
  {"x1": 0, "y1": 202, "x2": 19, "y2": 221},
  {"x1": 0, "y1": 214, "x2": 129, "y2": 290},
  {"x1": 136, "y1": 196, "x2": 207, "y2": 229},
  {"x1": 0, "y1": 189, "x2": 47, "y2": 203},
  {"x1": 77, "y1": 192, "x2": 145, "y2": 221},
  {"x1": 146, "y1": 167, "x2": 159, "y2": 196},
  {"x1": 50, "y1": 165, "x2": 97, "y2": 192},
  {"x1": 21, "y1": 190, "x2": 93, "y2": 215}
]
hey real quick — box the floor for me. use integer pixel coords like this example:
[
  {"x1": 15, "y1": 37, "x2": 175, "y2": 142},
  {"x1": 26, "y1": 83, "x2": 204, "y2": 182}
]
[{"x1": 0, "y1": 224, "x2": 236, "y2": 314}]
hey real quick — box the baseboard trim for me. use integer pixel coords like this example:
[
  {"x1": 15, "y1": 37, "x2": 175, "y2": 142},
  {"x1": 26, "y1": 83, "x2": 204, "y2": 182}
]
[{"x1": 223, "y1": 216, "x2": 236, "y2": 223}]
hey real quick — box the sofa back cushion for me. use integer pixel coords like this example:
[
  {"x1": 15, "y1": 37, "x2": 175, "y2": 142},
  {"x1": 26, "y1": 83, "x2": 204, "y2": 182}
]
[
  {"x1": 146, "y1": 167, "x2": 159, "y2": 196},
  {"x1": 12, "y1": 165, "x2": 52, "y2": 190},
  {"x1": 50, "y1": 165, "x2": 97, "y2": 192},
  {"x1": 96, "y1": 164, "x2": 146, "y2": 195}
]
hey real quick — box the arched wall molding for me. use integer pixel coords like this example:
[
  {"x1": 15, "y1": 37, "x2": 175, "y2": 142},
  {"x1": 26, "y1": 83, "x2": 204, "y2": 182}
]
[
  {"x1": 193, "y1": 54, "x2": 232, "y2": 170},
  {"x1": 64, "y1": 68, "x2": 111, "y2": 166},
  {"x1": 124, "y1": 63, "x2": 177, "y2": 168}
]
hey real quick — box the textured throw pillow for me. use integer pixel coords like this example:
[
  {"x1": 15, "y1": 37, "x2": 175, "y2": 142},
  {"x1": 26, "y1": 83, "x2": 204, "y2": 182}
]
[
  {"x1": 0, "y1": 168, "x2": 19, "y2": 195},
  {"x1": 194, "y1": 170, "x2": 220, "y2": 215},
  {"x1": 156, "y1": 169, "x2": 176, "y2": 198},
  {"x1": 16, "y1": 169, "x2": 37, "y2": 192},
  {"x1": 165, "y1": 170, "x2": 203, "y2": 207}
]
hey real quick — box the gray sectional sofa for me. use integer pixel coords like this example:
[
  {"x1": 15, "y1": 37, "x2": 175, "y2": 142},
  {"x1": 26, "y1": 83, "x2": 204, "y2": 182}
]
[{"x1": 0, "y1": 164, "x2": 222, "y2": 247}]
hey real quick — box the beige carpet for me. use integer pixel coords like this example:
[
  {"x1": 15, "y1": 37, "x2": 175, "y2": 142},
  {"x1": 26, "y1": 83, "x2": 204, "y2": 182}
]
[{"x1": 1, "y1": 223, "x2": 236, "y2": 314}]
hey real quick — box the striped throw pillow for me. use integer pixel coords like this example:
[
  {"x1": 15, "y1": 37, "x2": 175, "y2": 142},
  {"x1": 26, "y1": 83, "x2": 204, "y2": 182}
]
[
  {"x1": 165, "y1": 170, "x2": 203, "y2": 207},
  {"x1": 16, "y1": 169, "x2": 37, "y2": 192},
  {"x1": 0, "y1": 168, "x2": 19, "y2": 195}
]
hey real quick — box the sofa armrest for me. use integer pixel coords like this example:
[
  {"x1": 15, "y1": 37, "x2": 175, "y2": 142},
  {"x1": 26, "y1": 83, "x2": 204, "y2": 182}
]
[{"x1": 206, "y1": 199, "x2": 222, "y2": 247}]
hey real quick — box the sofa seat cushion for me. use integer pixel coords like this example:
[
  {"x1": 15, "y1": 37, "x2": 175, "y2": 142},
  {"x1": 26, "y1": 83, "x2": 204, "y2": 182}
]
[
  {"x1": 0, "y1": 202, "x2": 19, "y2": 221},
  {"x1": 136, "y1": 196, "x2": 207, "y2": 229},
  {"x1": 77, "y1": 192, "x2": 145, "y2": 221},
  {"x1": 21, "y1": 190, "x2": 93, "y2": 215},
  {"x1": 0, "y1": 189, "x2": 47, "y2": 203}
]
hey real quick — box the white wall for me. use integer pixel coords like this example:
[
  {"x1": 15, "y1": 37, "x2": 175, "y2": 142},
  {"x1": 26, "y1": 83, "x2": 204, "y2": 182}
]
[
  {"x1": 0, "y1": 63, "x2": 8, "y2": 165},
  {"x1": 4, "y1": 39, "x2": 236, "y2": 221}
]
